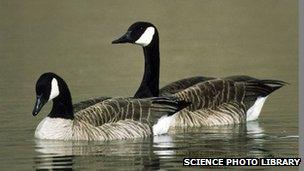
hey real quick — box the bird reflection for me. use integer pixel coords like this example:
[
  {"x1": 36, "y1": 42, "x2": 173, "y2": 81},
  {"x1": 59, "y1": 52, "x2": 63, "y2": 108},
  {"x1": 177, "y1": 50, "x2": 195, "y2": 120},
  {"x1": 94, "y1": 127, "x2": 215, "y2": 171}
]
[
  {"x1": 34, "y1": 138, "x2": 160, "y2": 170},
  {"x1": 153, "y1": 121, "x2": 270, "y2": 158},
  {"x1": 34, "y1": 154, "x2": 74, "y2": 171}
]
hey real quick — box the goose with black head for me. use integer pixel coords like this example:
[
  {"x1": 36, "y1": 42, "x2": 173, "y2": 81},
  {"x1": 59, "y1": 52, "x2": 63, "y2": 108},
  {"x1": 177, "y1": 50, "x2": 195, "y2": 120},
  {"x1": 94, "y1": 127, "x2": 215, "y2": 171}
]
[
  {"x1": 111, "y1": 22, "x2": 286, "y2": 128},
  {"x1": 32, "y1": 72, "x2": 189, "y2": 140}
]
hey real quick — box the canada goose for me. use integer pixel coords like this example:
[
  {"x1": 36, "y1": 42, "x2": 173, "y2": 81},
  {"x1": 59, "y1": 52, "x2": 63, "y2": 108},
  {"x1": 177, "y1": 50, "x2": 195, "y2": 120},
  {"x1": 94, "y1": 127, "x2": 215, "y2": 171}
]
[
  {"x1": 32, "y1": 72, "x2": 188, "y2": 140},
  {"x1": 111, "y1": 21, "x2": 286, "y2": 128}
]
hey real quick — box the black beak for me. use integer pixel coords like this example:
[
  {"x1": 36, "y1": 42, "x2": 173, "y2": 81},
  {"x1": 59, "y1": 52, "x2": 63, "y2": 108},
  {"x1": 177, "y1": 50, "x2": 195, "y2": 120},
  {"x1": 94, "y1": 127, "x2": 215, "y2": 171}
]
[
  {"x1": 32, "y1": 95, "x2": 46, "y2": 116},
  {"x1": 112, "y1": 31, "x2": 132, "y2": 44}
]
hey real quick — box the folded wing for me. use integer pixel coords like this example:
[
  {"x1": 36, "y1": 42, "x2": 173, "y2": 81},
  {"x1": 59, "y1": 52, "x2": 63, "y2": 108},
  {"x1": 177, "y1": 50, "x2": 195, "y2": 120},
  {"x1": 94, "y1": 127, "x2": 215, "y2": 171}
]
[
  {"x1": 170, "y1": 79, "x2": 285, "y2": 127},
  {"x1": 73, "y1": 96, "x2": 111, "y2": 113},
  {"x1": 159, "y1": 76, "x2": 214, "y2": 96},
  {"x1": 74, "y1": 97, "x2": 188, "y2": 127}
]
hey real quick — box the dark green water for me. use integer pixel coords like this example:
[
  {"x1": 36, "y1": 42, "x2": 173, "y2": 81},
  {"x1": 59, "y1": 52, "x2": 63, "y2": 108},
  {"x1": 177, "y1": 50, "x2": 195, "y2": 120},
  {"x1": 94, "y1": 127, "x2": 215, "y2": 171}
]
[{"x1": 0, "y1": 0, "x2": 298, "y2": 170}]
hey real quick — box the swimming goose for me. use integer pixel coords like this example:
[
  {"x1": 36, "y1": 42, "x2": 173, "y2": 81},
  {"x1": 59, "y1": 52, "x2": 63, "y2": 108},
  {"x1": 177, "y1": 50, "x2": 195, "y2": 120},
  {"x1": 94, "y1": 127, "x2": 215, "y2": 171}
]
[
  {"x1": 111, "y1": 21, "x2": 286, "y2": 128},
  {"x1": 32, "y1": 73, "x2": 188, "y2": 140}
]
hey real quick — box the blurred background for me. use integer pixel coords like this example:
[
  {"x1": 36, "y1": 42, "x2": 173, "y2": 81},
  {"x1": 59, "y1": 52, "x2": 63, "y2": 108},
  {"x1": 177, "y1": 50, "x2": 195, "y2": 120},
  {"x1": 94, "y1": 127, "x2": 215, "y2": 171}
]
[{"x1": 0, "y1": 0, "x2": 298, "y2": 170}]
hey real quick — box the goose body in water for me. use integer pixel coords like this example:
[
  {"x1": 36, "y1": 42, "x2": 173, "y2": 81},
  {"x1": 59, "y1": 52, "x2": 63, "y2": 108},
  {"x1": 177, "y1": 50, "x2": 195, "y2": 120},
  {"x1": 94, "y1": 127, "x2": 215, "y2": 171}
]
[
  {"x1": 111, "y1": 21, "x2": 286, "y2": 129},
  {"x1": 32, "y1": 73, "x2": 188, "y2": 140}
]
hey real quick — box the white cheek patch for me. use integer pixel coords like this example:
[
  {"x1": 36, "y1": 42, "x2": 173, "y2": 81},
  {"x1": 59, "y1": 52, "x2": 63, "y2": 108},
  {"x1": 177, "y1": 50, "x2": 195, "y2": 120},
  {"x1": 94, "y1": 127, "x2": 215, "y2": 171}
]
[
  {"x1": 49, "y1": 78, "x2": 59, "y2": 101},
  {"x1": 135, "y1": 27, "x2": 155, "y2": 47}
]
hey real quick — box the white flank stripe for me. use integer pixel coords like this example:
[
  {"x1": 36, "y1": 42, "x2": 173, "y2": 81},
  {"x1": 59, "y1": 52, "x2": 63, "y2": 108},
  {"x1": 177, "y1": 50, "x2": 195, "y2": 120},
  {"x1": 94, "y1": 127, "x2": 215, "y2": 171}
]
[
  {"x1": 246, "y1": 96, "x2": 268, "y2": 121},
  {"x1": 153, "y1": 115, "x2": 174, "y2": 135},
  {"x1": 135, "y1": 27, "x2": 155, "y2": 47}
]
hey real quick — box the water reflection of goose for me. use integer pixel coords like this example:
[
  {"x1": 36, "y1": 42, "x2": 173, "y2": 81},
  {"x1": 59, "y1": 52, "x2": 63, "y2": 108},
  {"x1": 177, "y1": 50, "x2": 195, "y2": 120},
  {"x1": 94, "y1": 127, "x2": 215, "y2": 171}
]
[
  {"x1": 34, "y1": 139, "x2": 161, "y2": 170},
  {"x1": 152, "y1": 121, "x2": 269, "y2": 158},
  {"x1": 153, "y1": 135, "x2": 175, "y2": 158},
  {"x1": 246, "y1": 121, "x2": 265, "y2": 138}
]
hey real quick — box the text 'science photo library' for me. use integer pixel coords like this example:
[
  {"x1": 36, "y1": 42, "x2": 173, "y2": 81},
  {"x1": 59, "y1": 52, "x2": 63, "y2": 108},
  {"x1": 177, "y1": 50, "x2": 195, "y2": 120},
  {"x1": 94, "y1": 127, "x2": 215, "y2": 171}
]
[{"x1": 0, "y1": 0, "x2": 301, "y2": 170}]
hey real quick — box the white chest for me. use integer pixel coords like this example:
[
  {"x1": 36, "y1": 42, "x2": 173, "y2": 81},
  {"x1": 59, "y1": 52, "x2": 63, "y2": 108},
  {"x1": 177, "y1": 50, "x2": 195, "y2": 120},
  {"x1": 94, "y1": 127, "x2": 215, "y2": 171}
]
[{"x1": 35, "y1": 117, "x2": 73, "y2": 140}]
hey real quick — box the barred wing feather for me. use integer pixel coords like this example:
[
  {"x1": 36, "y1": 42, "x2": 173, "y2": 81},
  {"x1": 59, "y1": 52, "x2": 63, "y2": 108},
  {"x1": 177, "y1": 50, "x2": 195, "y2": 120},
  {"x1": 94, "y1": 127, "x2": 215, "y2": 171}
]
[
  {"x1": 73, "y1": 96, "x2": 111, "y2": 113},
  {"x1": 74, "y1": 97, "x2": 185, "y2": 127},
  {"x1": 159, "y1": 76, "x2": 214, "y2": 96},
  {"x1": 170, "y1": 79, "x2": 285, "y2": 127}
]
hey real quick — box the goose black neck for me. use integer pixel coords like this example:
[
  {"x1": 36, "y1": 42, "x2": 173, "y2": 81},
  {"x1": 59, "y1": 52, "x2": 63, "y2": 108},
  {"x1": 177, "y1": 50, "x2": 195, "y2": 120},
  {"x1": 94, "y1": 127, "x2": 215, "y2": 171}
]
[
  {"x1": 134, "y1": 36, "x2": 160, "y2": 98},
  {"x1": 49, "y1": 80, "x2": 74, "y2": 119}
]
